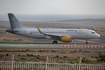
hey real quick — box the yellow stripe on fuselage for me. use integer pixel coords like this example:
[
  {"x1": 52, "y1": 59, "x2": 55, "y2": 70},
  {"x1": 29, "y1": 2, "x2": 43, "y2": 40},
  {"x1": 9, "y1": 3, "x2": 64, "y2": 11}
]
[{"x1": 77, "y1": 30, "x2": 83, "y2": 32}]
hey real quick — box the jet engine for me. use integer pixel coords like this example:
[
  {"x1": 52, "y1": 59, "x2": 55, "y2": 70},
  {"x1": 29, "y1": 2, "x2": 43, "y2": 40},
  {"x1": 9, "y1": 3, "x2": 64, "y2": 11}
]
[{"x1": 61, "y1": 37, "x2": 73, "y2": 42}]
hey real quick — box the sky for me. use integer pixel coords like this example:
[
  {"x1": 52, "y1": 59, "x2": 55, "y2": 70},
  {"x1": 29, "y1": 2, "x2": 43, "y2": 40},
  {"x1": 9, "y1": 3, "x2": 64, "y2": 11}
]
[{"x1": 0, "y1": 0, "x2": 105, "y2": 15}]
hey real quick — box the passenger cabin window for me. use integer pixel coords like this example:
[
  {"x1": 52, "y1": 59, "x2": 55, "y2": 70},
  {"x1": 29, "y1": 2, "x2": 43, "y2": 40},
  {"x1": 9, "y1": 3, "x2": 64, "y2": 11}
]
[{"x1": 91, "y1": 32, "x2": 95, "y2": 34}]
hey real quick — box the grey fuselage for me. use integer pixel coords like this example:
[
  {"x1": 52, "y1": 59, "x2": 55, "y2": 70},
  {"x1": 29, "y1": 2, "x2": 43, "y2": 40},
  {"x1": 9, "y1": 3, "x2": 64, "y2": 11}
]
[{"x1": 9, "y1": 28, "x2": 100, "y2": 40}]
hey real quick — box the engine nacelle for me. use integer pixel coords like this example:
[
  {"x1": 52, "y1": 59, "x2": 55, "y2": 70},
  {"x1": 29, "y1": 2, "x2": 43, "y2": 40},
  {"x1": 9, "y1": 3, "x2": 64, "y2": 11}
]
[{"x1": 61, "y1": 37, "x2": 73, "y2": 42}]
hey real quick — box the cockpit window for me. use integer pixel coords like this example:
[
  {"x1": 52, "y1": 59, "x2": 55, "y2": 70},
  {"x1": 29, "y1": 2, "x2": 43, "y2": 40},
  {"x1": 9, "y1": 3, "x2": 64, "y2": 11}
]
[{"x1": 91, "y1": 32, "x2": 95, "y2": 34}]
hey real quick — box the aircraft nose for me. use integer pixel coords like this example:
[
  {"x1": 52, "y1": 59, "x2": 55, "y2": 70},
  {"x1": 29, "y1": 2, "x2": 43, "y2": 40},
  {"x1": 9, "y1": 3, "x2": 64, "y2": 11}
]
[{"x1": 96, "y1": 34, "x2": 100, "y2": 38}]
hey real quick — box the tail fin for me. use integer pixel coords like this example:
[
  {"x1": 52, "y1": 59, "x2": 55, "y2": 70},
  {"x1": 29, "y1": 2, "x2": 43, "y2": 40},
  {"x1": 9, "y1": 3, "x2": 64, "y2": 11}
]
[{"x1": 8, "y1": 13, "x2": 24, "y2": 29}]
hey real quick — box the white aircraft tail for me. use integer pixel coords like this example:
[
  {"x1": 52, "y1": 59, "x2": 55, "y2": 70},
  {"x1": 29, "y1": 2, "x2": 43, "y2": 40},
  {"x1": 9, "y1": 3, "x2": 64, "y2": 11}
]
[{"x1": 8, "y1": 13, "x2": 24, "y2": 29}]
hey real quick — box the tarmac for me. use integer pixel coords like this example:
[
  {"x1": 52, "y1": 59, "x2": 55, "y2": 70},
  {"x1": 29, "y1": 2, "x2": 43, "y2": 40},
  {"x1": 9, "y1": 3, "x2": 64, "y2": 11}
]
[
  {"x1": 0, "y1": 34, "x2": 105, "y2": 51},
  {"x1": 0, "y1": 42, "x2": 105, "y2": 51},
  {"x1": 0, "y1": 44, "x2": 62, "y2": 46}
]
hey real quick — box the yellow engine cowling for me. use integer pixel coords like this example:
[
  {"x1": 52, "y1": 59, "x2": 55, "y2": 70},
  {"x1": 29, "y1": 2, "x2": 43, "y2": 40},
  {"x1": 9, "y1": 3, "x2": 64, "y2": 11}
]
[{"x1": 61, "y1": 37, "x2": 72, "y2": 42}]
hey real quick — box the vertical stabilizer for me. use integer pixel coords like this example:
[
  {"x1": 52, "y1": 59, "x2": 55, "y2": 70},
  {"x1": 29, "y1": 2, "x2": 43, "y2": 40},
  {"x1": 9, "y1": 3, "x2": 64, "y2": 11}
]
[{"x1": 8, "y1": 13, "x2": 24, "y2": 29}]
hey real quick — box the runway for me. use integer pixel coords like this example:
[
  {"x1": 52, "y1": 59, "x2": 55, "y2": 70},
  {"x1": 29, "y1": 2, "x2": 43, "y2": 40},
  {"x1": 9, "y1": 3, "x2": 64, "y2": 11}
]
[
  {"x1": 0, "y1": 36, "x2": 105, "y2": 51},
  {"x1": 0, "y1": 43, "x2": 105, "y2": 51},
  {"x1": 0, "y1": 44, "x2": 62, "y2": 46},
  {"x1": 0, "y1": 33, "x2": 105, "y2": 51},
  {"x1": 0, "y1": 37, "x2": 104, "y2": 45}
]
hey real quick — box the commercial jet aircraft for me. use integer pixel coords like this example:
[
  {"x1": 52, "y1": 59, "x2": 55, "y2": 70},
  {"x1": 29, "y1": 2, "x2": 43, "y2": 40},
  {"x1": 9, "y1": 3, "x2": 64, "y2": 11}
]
[{"x1": 6, "y1": 13, "x2": 100, "y2": 44}]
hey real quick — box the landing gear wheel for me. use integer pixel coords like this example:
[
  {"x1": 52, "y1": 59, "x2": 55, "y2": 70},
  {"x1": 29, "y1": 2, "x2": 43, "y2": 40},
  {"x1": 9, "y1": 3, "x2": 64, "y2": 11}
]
[
  {"x1": 86, "y1": 40, "x2": 88, "y2": 44},
  {"x1": 53, "y1": 41, "x2": 57, "y2": 44},
  {"x1": 86, "y1": 42, "x2": 88, "y2": 44}
]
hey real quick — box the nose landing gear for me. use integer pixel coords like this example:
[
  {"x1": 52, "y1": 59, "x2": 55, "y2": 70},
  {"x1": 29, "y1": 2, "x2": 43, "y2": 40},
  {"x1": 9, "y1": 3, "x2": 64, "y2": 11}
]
[
  {"x1": 53, "y1": 41, "x2": 58, "y2": 44},
  {"x1": 86, "y1": 40, "x2": 88, "y2": 44}
]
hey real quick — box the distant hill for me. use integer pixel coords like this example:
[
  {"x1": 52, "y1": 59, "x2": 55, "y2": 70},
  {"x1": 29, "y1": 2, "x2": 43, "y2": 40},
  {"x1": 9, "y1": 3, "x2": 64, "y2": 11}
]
[{"x1": 59, "y1": 19, "x2": 105, "y2": 23}]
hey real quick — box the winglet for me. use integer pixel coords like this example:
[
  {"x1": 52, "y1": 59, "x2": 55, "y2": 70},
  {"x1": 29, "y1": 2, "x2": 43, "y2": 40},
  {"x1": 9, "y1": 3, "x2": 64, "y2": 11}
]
[{"x1": 37, "y1": 27, "x2": 42, "y2": 33}]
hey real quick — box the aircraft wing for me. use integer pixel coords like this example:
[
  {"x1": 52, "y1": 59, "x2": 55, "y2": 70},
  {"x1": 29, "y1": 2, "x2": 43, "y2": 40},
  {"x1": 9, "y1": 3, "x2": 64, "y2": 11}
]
[
  {"x1": 37, "y1": 27, "x2": 68, "y2": 37},
  {"x1": 42, "y1": 33, "x2": 67, "y2": 37}
]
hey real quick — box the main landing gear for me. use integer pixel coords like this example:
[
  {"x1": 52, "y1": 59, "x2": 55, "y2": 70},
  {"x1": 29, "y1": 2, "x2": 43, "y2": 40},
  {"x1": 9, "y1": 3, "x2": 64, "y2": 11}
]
[
  {"x1": 53, "y1": 41, "x2": 58, "y2": 44},
  {"x1": 86, "y1": 40, "x2": 88, "y2": 44}
]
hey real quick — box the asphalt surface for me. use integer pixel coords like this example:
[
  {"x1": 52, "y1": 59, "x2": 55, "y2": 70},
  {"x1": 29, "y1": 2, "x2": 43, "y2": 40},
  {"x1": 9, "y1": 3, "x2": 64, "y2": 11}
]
[
  {"x1": 0, "y1": 44, "x2": 105, "y2": 51},
  {"x1": 0, "y1": 34, "x2": 105, "y2": 51}
]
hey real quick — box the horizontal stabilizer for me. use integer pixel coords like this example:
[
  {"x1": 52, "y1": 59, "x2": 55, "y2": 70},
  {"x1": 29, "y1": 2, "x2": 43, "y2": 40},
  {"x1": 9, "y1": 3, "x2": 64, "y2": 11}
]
[{"x1": 6, "y1": 29, "x2": 18, "y2": 32}]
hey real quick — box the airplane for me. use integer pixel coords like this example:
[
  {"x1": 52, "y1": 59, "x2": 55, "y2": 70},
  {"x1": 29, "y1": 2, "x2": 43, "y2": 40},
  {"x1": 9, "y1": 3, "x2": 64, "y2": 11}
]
[{"x1": 6, "y1": 13, "x2": 100, "y2": 44}]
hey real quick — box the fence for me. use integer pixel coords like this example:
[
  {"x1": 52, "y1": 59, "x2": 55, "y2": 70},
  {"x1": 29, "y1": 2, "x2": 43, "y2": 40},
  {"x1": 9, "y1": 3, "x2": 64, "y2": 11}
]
[{"x1": 0, "y1": 61, "x2": 105, "y2": 70}]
